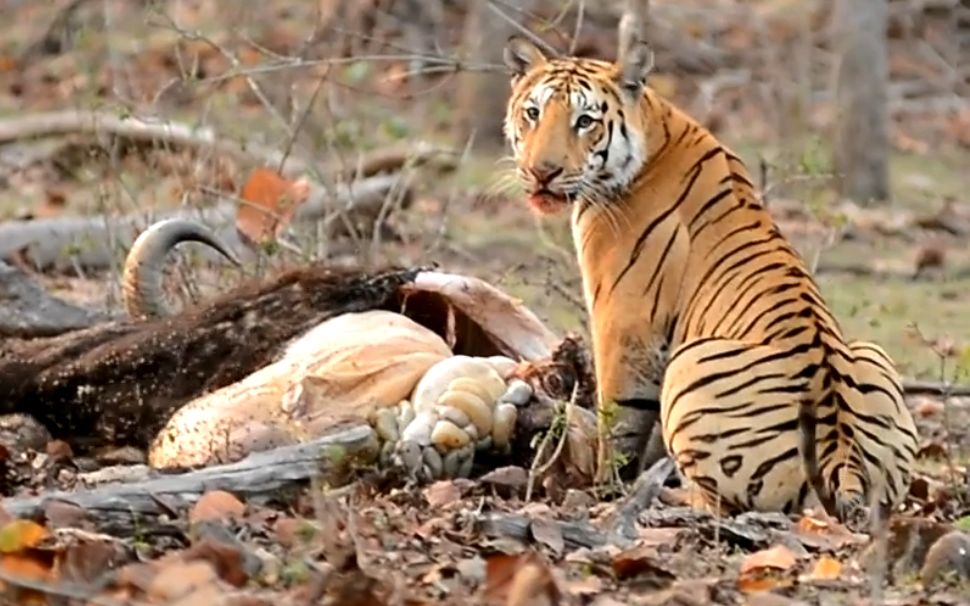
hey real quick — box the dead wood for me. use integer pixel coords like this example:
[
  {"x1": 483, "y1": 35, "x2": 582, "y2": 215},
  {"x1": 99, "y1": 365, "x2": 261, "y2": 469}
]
[
  {"x1": 0, "y1": 173, "x2": 401, "y2": 271},
  {"x1": 0, "y1": 260, "x2": 110, "y2": 337},
  {"x1": 474, "y1": 511, "x2": 608, "y2": 550},
  {"x1": 609, "y1": 457, "x2": 676, "y2": 542},
  {"x1": 1, "y1": 425, "x2": 379, "y2": 536},
  {"x1": 902, "y1": 379, "x2": 970, "y2": 398},
  {"x1": 0, "y1": 266, "x2": 419, "y2": 452},
  {"x1": 0, "y1": 110, "x2": 455, "y2": 180}
]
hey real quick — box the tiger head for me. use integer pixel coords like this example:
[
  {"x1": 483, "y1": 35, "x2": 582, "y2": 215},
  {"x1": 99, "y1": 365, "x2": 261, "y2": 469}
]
[{"x1": 502, "y1": 36, "x2": 655, "y2": 215}]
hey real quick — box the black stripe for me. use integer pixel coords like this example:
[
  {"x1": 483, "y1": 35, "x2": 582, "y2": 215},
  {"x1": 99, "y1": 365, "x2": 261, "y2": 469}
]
[
  {"x1": 711, "y1": 274, "x2": 795, "y2": 334},
  {"x1": 750, "y1": 446, "x2": 799, "y2": 481},
  {"x1": 665, "y1": 341, "x2": 818, "y2": 424},
  {"x1": 687, "y1": 189, "x2": 733, "y2": 232},
  {"x1": 641, "y1": 228, "x2": 680, "y2": 297},
  {"x1": 682, "y1": 244, "x2": 781, "y2": 334},
  {"x1": 714, "y1": 372, "x2": 787, "y2": 399},
  {"x1": 616, "y1": 398, "x2": 660, "y2": 411}
]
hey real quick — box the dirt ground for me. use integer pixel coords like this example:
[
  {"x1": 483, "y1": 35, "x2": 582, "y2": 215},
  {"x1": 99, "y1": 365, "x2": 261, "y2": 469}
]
[{"x1": 0, "y1": 1, "x2": 968, "y2": 604}]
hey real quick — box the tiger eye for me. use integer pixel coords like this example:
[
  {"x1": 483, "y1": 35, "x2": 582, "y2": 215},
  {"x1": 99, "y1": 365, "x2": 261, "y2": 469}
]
[{"x1": 525, "y1": 107, "x2": 540, "y2": 121}]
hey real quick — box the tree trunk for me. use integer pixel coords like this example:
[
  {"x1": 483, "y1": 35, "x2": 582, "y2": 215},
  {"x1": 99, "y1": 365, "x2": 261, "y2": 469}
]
[
  {"x1": 452, "y1": 0, "x2": 532, "y2": 150},
  {"x1": 833, "y1": 0, "x2": 891, "y2": 205}
]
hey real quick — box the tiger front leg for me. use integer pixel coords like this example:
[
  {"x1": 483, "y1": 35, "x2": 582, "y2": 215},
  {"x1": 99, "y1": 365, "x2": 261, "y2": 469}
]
[{"x1": 369, "y1": 356, "x2": 533, "y2": 481}]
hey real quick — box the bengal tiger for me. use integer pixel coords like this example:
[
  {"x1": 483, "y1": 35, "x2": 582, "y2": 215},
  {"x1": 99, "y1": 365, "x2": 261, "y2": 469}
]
[{"x1": 501, "y1": 35, "x2": 919, "y2": 523}]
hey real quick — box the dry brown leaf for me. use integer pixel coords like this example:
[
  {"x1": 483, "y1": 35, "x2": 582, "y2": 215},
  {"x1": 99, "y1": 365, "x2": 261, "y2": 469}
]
[
  {"x1": 273, "y1": 517, "x2": 316, "y2": 549},
  {"x1": 235, "y1": 167, "x2": 310, "y2": 246},
  {"x1": 740, "y1": 545, "x2": 798, "y2": 575},
  {"x1": 611, "y1": 544, "x2": 675, "y2": 582},
  {"x1": 637, "y1": 527, "x2": 685, "y2": 546},
  {"x1": 806, "y1": 555, "x2": 842, "y2": 581},
  {"x1": 529, "y1": 517, "x2": 564, "y2": 557},
  {"x1": 183, "y1": 537, "x2": 249, "y2": 587},
  {"x1": 147, "y1": 559, "x2": 220, "y2": 602},
  {"x1": 43, "y1": 501, "x2": 88, "y2": 529},
  {"x1": 423, "y1": 480, "x2": 463, "y2": 508},
  {"x1": 189, "y1": 490, "x2": 246, "y2": 525},
  {"x1": 484, "y1": 552, "x2": 562, "y2": 606},
  {"x1": 738, "y1": 545, "x2": 798, "y2": 593},
  {"x1": 792, "y1": 514, "x2": 863, "y2": 550}
]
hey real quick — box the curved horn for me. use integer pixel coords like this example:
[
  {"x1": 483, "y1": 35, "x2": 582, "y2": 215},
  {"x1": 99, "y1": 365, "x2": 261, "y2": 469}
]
[{"x1": 122, "y1": 218, "x2": 240, "y2": 320}]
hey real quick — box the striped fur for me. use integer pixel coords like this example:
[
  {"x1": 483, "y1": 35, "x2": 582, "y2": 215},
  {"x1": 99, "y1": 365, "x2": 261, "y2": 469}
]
[{"x1": 502, "y1": 37, "x2": 919, "y2": 520}]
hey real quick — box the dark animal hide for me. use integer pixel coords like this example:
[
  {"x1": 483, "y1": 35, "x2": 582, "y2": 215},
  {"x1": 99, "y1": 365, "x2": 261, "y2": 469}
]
[{"x1": 0, "y1": 266, "x2": 420, "y2": 452}]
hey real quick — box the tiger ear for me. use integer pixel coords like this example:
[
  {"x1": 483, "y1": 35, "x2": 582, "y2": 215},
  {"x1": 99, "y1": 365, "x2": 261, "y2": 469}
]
[
  {"x1": 503, "y1": 36, "x2": 548, "y2": 77},
  {"x1": 615, "y1": 40, "x2": 654, "y2": 100}
]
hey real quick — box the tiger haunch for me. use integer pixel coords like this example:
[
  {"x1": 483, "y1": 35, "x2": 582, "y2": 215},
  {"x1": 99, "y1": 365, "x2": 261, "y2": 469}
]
[{"x1": 502, "y1": 35, "x2": 919, "y2": 521}]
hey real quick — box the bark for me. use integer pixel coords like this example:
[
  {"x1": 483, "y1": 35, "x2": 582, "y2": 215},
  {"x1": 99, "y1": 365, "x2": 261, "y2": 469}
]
[
  {"x1": 452, "y1": 0, "x2": 533, "y2": 149},
  {"x1": 0, "y1": 174, "x2": 400, "y2": 272},
  {"x1": 833, "y1": 0, "x2": 891, "y2": 204}
]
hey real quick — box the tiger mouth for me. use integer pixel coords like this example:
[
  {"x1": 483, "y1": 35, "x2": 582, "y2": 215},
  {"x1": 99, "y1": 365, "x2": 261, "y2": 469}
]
[{"x1": 525, "y1": 188, "x2": 569, "y2": 215}]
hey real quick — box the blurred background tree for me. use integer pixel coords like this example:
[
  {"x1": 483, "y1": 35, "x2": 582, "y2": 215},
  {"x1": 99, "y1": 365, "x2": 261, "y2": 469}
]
[{"x1": 833, "y1": 0, "x2": 891, "y2": 205}]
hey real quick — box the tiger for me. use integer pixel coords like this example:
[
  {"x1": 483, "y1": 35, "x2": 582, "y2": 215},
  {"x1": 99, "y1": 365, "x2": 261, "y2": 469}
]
[{"x1": 501, "y1": 34, "x2": 919, "y2": 523}]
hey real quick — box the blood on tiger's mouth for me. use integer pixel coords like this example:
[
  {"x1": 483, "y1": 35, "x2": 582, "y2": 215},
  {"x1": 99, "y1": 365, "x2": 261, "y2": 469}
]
[{"x1": 526, "y1": 188, "x2": 569, "y2": 215}]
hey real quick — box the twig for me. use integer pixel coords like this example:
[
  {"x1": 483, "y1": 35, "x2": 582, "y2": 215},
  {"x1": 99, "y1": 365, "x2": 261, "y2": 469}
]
[
  {"x1": 568, "y1": 0, "x2": 586, "y2": 55},
  {"x1": 486, "y1": 0, "x2": 561, "y2": 58},
  {"x1": 525, "y1": 383, "x2": 579, "y2": 501},
  {"x1": 902, "y1": 379, "x2": 970, "y2": 397}
]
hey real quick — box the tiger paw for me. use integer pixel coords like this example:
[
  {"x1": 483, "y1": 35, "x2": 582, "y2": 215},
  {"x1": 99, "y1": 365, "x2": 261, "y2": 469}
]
[
  {"x1": 835, "y1": 495, "x2": 872, "y2": 532},
  {"x1": 370, "y1": 355, "x2": 531, "y2": 481}
]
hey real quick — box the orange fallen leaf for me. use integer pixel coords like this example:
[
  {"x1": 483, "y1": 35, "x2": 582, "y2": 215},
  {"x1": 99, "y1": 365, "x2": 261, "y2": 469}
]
[
  {"x1": 189, "y1": 490, "x2": 246, "y2": 525},
  {"x1": 0, "y1": 553, "x2": 53, "y2": 605},
  {"x1": 807, "y1": 555, "x2": 842, "y2": 581},
  {"x1": 793, "y1": 513, "x2": 863, "y2": 550},
  {"x1": 737, "y1": 544, "x2": 798, "y2": 593},
  {"x1": 0, "y1": 519, "x2": 49, "y2": 552},
  {"x1": 235, "y1": 167, "x2": 310, "y2": 247},
  {"x1": 740, "y1": 545, "x2": 797, "y2": 575}
]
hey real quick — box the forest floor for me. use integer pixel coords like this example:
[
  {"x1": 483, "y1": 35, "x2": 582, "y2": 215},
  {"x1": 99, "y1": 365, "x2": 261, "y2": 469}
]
[{"x1": 0, "y1": 1, "x2": 968, "y2": 604}]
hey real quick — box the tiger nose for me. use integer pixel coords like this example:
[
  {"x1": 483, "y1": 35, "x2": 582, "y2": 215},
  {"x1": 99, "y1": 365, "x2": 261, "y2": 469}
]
[{"x1": 528, "y1": 164, "x2": 563, "y2": 184}]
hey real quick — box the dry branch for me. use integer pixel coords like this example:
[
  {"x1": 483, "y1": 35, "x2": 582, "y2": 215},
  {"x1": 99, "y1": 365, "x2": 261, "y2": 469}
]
[
  {"x1": 1, "y1": 425, "x2": 379, "y2": 536},
  {"x1": 0, "y1": 110, "x2": 455, "y2": 179},
  {"x1": 902, "y1": 379, "x2": 970, "y2": 398}
]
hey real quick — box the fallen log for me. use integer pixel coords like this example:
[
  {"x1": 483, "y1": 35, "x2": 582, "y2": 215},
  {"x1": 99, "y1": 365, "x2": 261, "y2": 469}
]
[
  {"x1": 0, "y1": 173, "x2": 401, "y2": 272},
  {"x1": 1, "y1": 425, "x2": 380, "y2": 536},
  {"x1": 0, "y1": 260, "x2": 111, "y2": 337}
]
